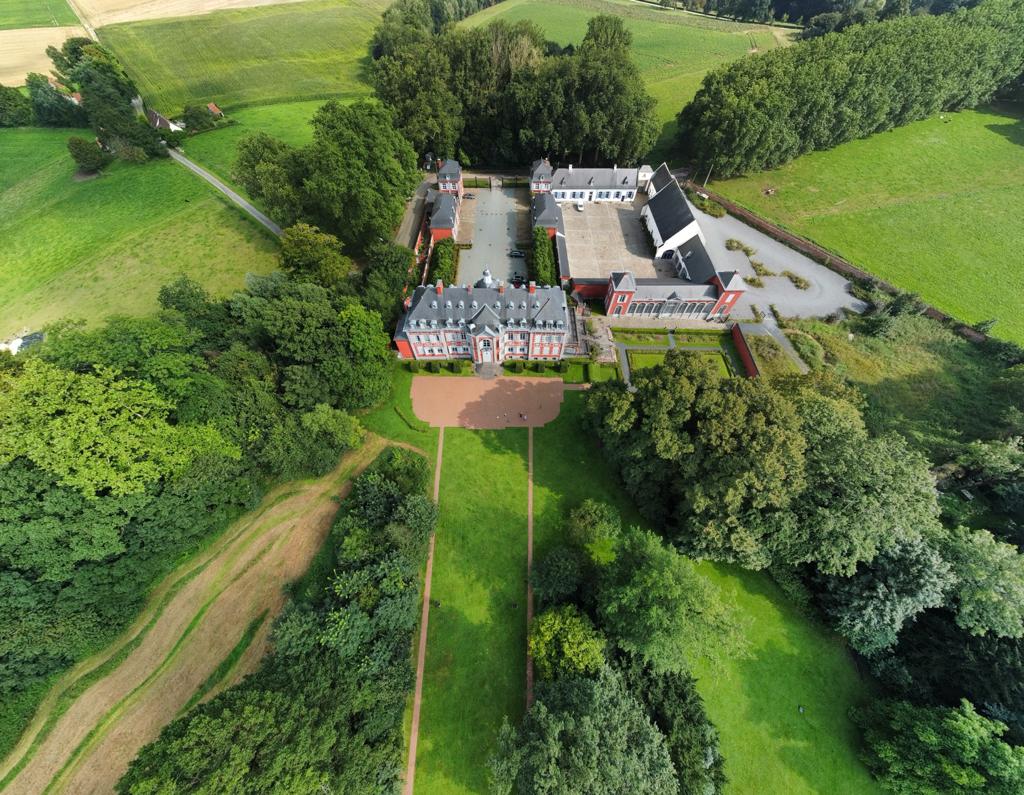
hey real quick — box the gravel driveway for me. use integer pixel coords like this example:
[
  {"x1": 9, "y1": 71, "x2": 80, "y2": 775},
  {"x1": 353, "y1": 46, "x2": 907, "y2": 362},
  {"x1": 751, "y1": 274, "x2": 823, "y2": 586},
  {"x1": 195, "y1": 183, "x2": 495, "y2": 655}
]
[{"x1": 457, "y1": 188, "x2": 530, "y2": 286}]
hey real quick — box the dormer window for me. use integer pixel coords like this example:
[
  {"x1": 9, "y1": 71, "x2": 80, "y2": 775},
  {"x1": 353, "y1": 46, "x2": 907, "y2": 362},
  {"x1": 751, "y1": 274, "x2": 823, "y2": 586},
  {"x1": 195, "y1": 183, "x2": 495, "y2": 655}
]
[
  {"x1": 457, "y1": 300, "x2": 465, "y2": 309},
  {"x1": 533, "y1": 301, "x2": 540, "y2": 309},
  {"x1": 494, "y1": 302, "x2": 500, "y2": 311},
  {"x1": 430, "y1": 300, "x2": 438, "y2": 309},
  {"x1": 507, "y1": 301, "x2": 515, "y2": 309},
  {"x1": 471, "y1": 300, "x2": 478, "y2": 309},
  {"x1": 445, "y1": 300, "x2": 452, "y2": 308},
  {"x1": 520, "y1": 301, "x2": 526, "y2": 309}
]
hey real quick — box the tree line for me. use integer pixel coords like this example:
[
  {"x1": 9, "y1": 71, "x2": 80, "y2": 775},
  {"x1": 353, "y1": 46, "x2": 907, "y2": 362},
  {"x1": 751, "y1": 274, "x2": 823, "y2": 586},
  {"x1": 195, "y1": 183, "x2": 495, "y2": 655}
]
[
  {"x1": 677, "y1": 0, "x2": 1024, "y2": 175},
  {"x1": 370, "y1": 12, "x2": 658, "y2": 166},
  {"x1": 490, "y1": 500, "x2": 732, "y2": 793},
  {"x1": 118, "y1": 447, "x2": 437, "y2": 792},
  {"x1": 584, "y1": 342, "x2": 1024, "y2": 792}
]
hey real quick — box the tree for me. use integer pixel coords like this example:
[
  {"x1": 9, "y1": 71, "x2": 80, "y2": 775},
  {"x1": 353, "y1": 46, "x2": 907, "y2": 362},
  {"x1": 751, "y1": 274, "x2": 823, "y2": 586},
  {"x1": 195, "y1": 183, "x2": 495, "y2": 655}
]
[
  {"x1": 617, "y1": 655, "x2": 727, "y2": 795},
  {"x1": 529, "y1": 605, "x2": 606, "y2": 680},
  {"x1": 25, "y1": 73, "x2": 88, "y2": 128},
  {"x1": 67, "y1": 135, "x2": 112, "y2": 173},
  {"x1": 566, "y1": 499, "x2": 622, "y2": 567},
  {"x1": 597, "y1": 526, "x2": 747, "y2": 672},
  {"x1": 821, "y1": 536, "x2": 955, "y2": 656},
  {"x1": 941, "y1": 527, "x2": 1024, "y2": 638},
  {"x1": 0, "y1": 84, "x2": 33, "y2": 127},
  {"x1": 182, "y1": 104, "x2": 216, "y2": 133},
  {"x1": 298, "y1": 405, "x2": 364, "y2": 475},
  {"x1": 530, "y1": 545, "x2": 584, "y2": 607},
  {"x1": 853, "y1": 699, "x2": 1024, "y2": 794},
  {"x1": 489, "y1": 668, "x2": 679, "y2": 794},
  {"x1": 279, "y1": 223, "x2": 353, "y2": 292},
  {"x1": 530, "y1": 227, "x2": 557, "y2": 285},
  {"x1": 0, "y1": 360, "x2": 233, "y2": 498},
  {"x1": 361, "y1": 242, "x2": 414, "y2": 326},
  {"x1": 429, "y1": 238, "x2": 457, "y2": 284}
]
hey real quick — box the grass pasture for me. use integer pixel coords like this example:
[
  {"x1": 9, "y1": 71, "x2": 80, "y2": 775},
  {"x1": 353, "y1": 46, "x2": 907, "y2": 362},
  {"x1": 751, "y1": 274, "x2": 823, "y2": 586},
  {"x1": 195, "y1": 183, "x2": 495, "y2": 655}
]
[
  {"x1": 0, "y1": 127, "x2": 278, "y2": 339},
  {"x1": 0, "y1": 0, "x2": 78, "y2": 29},
  {"x1": 462, "y1": 0, "x2": 787, "y2": 160},
  {"x1": 714, "y1": 105, "x2": 1024, "y2": 344},
  {"x1": 98, "y1": 0, "x2": 389, "y2": 114}
]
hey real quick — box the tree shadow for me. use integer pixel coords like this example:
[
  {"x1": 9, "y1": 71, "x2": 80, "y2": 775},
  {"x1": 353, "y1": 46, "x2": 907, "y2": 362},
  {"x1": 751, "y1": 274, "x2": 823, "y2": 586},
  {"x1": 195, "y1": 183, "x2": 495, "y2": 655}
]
[{"x1": 983, "y1": 102, "x2": 1024, "y2": 147}]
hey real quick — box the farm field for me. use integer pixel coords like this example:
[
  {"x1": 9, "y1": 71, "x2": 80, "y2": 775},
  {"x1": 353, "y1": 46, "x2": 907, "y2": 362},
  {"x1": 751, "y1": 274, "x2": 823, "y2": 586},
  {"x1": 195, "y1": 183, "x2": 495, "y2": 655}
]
[
  {"x1": 0, "y1": 438, "x2": 391, "y2": 794},
  {"x1": 713, "y1": 105, "x2": 1024, "y2": 344},
  {"x1": 414, "y1": 427, "x2": 530, "y2": 795},
  {"x1": 0, "y1": 25, "x2": 88, "y2": 85},
  {"x1": 532, "y1": 393, "x2": 881, "y2": 795},
  {"x1": 0, "y1": 0, "x2": 78, "y2": 29},
  {"x1": 98, "y1": 0, "x2": 389, "y2": 114},
  {"x1": 0, "y1": 127, "x2": 278, "y2": 339},
  {"x1": 462, "y1": 0, "x2": 788, "y2": 161},
  {"x1": 73, "y1": 0, "x2": 309, "y2": 27}
]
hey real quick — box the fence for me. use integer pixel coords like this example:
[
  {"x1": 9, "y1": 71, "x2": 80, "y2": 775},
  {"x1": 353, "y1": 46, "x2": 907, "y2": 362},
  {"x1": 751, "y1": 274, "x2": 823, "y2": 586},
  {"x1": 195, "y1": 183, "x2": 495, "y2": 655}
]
[
  {"x1": 687, "y1": 181, "x2": 987, "y2": 343},
  {"x1": 730, "y1": 324, "x2": 760, "y2": 378}
]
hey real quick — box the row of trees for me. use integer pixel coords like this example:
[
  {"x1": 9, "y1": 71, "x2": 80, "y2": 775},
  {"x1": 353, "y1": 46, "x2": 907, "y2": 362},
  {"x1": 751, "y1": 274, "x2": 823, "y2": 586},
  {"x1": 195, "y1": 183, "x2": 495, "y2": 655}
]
[
  {"x1": 675, "y1": 0, "x2": 978, "y2": 25},
  {"x1": 371, "y1": 13, "x2": 658, "y2": 166},
  {"x1": 584, "y1": 350, "x2": 1024, "y2": 790},
  {"x1": 0, "y1": 215, "x2": 402, "y2": 711},
  {"x1": 233, "y1": 100, "x2": 420, "y2": 253},
  {"x1": 677, "y1": 0, "x2": 1024, "y2": 175},
  {"x1": 118, "y1": 447, "x2": 437, "y2": 792},
  {"x1": 490, "y1": 501, "x2": 731, "y2": 793},
  {"x1": 529, "y1": 228, "x2": 557, "y2": 286}
]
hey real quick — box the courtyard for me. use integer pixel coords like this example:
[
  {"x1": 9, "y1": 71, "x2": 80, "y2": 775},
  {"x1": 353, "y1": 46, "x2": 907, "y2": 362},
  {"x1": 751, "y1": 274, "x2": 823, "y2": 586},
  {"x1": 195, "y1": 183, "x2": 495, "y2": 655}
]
[
  {"x1": 455, "y1": 187, "x2": 531, "y2": 286},
  {"x1": 560, "y1": 197, "x2": 672, "y2": 280}
]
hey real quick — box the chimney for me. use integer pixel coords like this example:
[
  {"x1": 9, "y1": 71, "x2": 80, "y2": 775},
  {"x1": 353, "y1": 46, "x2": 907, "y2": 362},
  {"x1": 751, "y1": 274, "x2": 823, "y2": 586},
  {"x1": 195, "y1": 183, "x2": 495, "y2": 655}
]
[
  {"x1": 568, "y1": 164, "x2": 573, "y2": 173},
  {"x1": 498, "y1": 282, "x2": 505, "y2": 295},
  {"x1": 528, "y1": 281, "x2": 537, "y2": 294},
  {"x1": 435, "y1": 280, "x2": 443, "y2": 295}
]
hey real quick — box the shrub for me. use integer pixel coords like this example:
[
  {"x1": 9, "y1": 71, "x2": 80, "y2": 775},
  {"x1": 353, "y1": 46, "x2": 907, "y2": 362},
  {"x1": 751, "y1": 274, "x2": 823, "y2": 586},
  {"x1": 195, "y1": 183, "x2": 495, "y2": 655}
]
[
  {"x1": 751, "y1": 305, "x2": 765, "y2": 323},
  {"x1": 741, "y1": 244, "x2": 756, "y2": 257},
  {"x1": 786, "y1": 331, "x2": 825, "y2": 370},
  {"x1": 750, "y1": 260, "x2": 774, "y2": 277},
  {"x1": 407, "y1": 360, "x2": 421, "y2": 372},
  {"x1": 67, "y1": 136, "x2": 112, "y2": 173},
  {"x1": 427, "y1": 361, "x2": 440, "y2": 373},
  {"x1": 509, "y1": 360, "x2": 524, "y2": 373},
  {"x1": 530, "y1": 227, "x2": 557, "y2": 286},
  {"x1": 725, "y1": 238, "x2": 743, "y2": 251},
  {"x1": 744, "y1": 276, "x2": 764, "y2": 288},
  {"x1": 429, "y1": 238, "x2": 457, "y2": 285},
  {"x1": 782, "y1": 270, "x2": 811, "y2": 290},
  {"x1": 685, "y1": 188, "x2": 726, "y2": 218},
  {"x1": 557, "y1": 360, "x2": 570, "y2": 374}
]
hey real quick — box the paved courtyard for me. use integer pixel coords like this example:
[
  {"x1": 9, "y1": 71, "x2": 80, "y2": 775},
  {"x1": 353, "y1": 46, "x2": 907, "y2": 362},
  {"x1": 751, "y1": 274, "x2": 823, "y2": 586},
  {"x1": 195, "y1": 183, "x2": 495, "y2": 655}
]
[
  {"x1": 456, "y1": 188, "x2": 531, "y2": 286},
  {"x1": 410, "y1": 376, "x2": 566, "y2": 429},
  {"x1": 561, "y1": 198, "x2": 671, "y2": 280}
]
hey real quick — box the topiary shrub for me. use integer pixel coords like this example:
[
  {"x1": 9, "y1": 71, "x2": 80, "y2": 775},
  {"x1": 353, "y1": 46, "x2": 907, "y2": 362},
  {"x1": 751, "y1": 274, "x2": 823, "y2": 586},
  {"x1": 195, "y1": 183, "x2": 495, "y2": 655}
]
[{"x1": 427, "y1": 361, "x2": 441, "y2": 373}]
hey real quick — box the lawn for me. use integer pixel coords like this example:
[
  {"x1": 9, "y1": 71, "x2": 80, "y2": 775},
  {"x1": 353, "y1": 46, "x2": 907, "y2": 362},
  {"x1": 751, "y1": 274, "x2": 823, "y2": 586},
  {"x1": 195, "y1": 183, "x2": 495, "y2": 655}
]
[
  {"x1": 532, "y1": 392, "x2": 881, "y2": 794},
  {"x1": 713, "y1": 105, "x2": 1024, "y2": 344},
  {"x1": 462, "y1": 0, "x2": 787, "y2": 161},
  {"x1": 0, "y1": 0, "x2": 78, "y2": 29},
  {"x1": 414, "y1": 427, "x2": 530, "y2": 795},
  {"x1": 359, "y1": 363, "x2": 440, "y2": 461},
  {"x1": 628, "y1": 348, "x2": 732, "y2": 377},
  {"x1": 0, "y1": 127, "x2": 279, "y2": 339},
  {"x1": 789, "y1": 316, "x2": 1008, "y2": 458},
  {"x1": 181, "y1": 100, "x2": 322, "y2": 184},
  {"x1": 98, "y1": 0, "x2": 389, "y2": 115},
  {"x1": 612, "y1": 329, "x2": 671, "y2": 346}
]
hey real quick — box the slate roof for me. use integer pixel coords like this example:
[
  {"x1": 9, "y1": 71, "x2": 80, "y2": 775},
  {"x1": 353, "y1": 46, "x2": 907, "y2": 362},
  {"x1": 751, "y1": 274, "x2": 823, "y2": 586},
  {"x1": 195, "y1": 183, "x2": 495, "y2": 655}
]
[
  {"x1": 397, "y1": 283, "x2": 570, "y2": 338},
  {"x1": 555, "y1": 235, "x2": 570, "y2": 281},
  {"x1": 531, "y1": 158, "x2": 553, "y2": 181},
  {"x1": 437, "y1": 159, "x2": 461, "y2": 181},
  {"x1": 646, "y1": 180, "x2": 696, "y2": 241},
  {"x1": 551, "y1": 167, "x2": 639, "y2": 191},
  {"x1": 610, "y1": 272, "x2": 637, "y2": 291},
  {"x1": 430, "y1": 193, "x2": 457, "y2": 229},
  {"x1": 649, "y1": 162, "x2": 675, "y2": 196},
  {"x1": 717, "y1": 271, "x2": 745, "y2": 292},
  {"x1": 531, "y1": 193, "x2": 562, "y2": 228},
  {"x1": 674, "y1": 235, "x2": 717, "y2": 285},
  {"x1": 633, "y1": 279, "x2": 718, "y2": 302}
]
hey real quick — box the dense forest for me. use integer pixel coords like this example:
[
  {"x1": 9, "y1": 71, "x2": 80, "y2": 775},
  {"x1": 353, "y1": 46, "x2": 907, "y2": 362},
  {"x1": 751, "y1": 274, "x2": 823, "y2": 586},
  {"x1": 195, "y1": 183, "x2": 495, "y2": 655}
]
[
  {"x1": 370, "y1": 9, "x2": 657, "y2": 166},
  {"x1": 677, "y1": 0, "x2": 1024, "y2": 175}
]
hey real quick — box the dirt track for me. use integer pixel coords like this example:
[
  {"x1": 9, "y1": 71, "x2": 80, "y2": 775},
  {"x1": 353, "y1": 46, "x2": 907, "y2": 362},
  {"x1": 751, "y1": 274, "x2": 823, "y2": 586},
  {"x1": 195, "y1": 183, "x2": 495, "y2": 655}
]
[
  {"x1": 75, "y1": 0, "x2": 310, "y2": 27},
  {"x1": 0, "y1": 27, "x2": 89, "y2": 85},
  {"x1": 1, "y1": 436, "x2": 392, "y2": 795}
]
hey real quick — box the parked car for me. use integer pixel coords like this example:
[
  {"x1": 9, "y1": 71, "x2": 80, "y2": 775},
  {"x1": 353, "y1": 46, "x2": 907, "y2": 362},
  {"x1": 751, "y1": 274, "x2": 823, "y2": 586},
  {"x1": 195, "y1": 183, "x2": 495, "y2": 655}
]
[
  {"x1": 464, "y1": 193, "x2": 475, "y2": 199},
  {"x1": 509, "y1": 249, "x2": 526, "y2": 258},
  {"x1": 574, "y1": 202, "x2": 585, "y2": 212}
]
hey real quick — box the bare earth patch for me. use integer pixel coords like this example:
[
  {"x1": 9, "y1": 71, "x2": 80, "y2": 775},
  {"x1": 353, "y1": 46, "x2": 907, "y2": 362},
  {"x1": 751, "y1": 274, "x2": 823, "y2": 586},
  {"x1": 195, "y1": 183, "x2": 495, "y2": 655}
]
[
  {"x1": 76, "y1": 0, "x2": 310, "y2": 26},
  {"x1": 410, "y1": 375, "x2": 567, "y2": 429},
  {"x1": 2, "y1": 437, "x2": 389, "y2": 795},
  {"x1": 0, "y1": 27, "x2": 89, "y2": 85}
]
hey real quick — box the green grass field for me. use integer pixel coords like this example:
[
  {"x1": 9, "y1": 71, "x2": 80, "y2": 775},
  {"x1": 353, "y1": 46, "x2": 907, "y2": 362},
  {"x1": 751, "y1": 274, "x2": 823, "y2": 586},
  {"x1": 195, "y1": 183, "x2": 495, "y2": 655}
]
[
  {"x1": 98, "y1": 0, "x2": 389, "y2": 115},
  {"x1": 415, "y1": 427, "x2": 530, "y2": 795},
  {"x1": 713, "y1": 105, "x2": 1024, "y2": 344},
  {"x1": 533, "y1": 393, "x2": 880, "y2": 794},
  {"x1": 0, "y1": 127, "x2": 279, "y2": 338},
  {"x1": 0, "y1": 0, "x2": 78, "y2": 29},
  {"x1": 181, "y1": 100, "x2": 322, "y2": 183},
  {"x1": 463, "y1": 0, "x2": 787, "y2": 161},
  {"x1": 628, "y1": 347, "x2": 732, "y2": 376}
]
